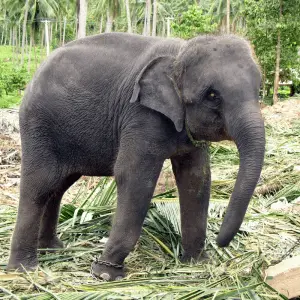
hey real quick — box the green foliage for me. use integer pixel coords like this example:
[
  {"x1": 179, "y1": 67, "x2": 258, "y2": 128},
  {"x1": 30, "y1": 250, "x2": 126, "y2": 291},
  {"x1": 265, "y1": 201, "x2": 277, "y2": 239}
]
[
  {"x1": 244, "y1": 0, "x2": 300, "y2": 90},
  {"x1": 0, "y1": 63, "x2": 29, "y2": 97},
  {"x1": 0, "y1": 93, "x2": 21, "y2": 108},
  {"x1": 172, "y1": 5, "x2": 218, "y2": 39},
  {"x1": 0, "y1": 46, "x2": 33, "y2": 107}
]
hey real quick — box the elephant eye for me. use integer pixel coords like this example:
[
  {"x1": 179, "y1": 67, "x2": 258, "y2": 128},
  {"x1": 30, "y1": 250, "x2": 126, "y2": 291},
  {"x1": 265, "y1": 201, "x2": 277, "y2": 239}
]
[
  {"x1": 206, "y1": 91, "x2": 219, "y2": 101},
  {"x1": 204, "y1": 90, "x2": 221, "y2": 108}
]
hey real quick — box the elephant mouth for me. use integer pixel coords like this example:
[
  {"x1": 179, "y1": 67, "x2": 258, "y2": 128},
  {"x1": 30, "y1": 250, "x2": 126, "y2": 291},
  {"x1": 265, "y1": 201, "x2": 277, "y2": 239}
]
[{"x1": 192, "y1": 125, "x2": 229, "y2": 142}]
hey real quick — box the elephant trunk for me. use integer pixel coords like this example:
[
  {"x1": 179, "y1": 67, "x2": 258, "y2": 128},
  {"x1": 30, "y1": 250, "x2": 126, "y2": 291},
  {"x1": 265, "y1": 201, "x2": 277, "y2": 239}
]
[{"x1": 216, "y1": 101, "x2": 265, "y2": 247}]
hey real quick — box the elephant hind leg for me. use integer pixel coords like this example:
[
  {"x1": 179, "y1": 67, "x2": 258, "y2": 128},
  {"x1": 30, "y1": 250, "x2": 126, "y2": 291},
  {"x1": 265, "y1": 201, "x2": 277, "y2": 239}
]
[{"x1": 7, "y1": 161, "x2": 78, "y2": 271}]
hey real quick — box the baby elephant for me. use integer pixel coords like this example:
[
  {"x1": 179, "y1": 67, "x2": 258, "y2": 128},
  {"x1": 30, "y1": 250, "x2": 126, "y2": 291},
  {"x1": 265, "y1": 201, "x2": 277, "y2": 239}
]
[{"x1": 7, "y1": 33, "x2": 265, "y2": 280}]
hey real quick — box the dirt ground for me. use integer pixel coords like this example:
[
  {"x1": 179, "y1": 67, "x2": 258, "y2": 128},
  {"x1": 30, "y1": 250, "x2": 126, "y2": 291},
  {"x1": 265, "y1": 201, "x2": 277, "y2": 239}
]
[{"x1": 1, "y1": 98, "x2": 300, "y2": 206}]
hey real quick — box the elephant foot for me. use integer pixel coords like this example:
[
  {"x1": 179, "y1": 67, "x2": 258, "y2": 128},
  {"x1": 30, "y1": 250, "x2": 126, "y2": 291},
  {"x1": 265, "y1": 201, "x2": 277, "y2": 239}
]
[
  {"x1": 7, "y1": 255, "x2": 38, "y2": 272},
  {"x1": 180, "y1": 250, "x2": 210, "y2": 264},
  {"x1": 38, "y1": 236, "x2": 64, "y2": 254},
  {"x1": 91, "y1": 260, "x2": 125, "y2": 281}
]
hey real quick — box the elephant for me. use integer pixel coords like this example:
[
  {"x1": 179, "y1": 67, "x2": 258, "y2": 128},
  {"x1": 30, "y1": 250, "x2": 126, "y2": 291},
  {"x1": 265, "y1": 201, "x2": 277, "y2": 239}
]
[{"x1": 7, "y1": 32, "x2": 265, "y2": 281}]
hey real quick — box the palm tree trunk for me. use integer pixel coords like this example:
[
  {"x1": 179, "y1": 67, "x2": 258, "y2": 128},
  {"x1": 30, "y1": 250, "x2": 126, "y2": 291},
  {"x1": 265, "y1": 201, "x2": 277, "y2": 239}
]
[
  {"x1": 167, "y1": 18, "x2": 171, "y2": 37},
  {"x1": 143, "y1": 5, "x2": 147, "y2": 35},
  {"x1": 162, "y1": 19, "x2": 165, "y2": 37},
  {"x1": 125, "y1": 0, "x2": 132, "y2": 33},
  {"x1": 55, "y1": 19, "x2": 58, "y2": 38},
  {"x1": 12, "y1": 27, "x2": 16, "y2": 65},
  {"x1": 28, "y1": 27, "x2": 33, "y2": 73},
  {"x1": 17, "y1": 22, "x2": 21, "y2": 64},
  {"x1": 63, "y1": 17, "x2": 67, "y2": 45},
  {"x1": 45, "y1": 21, "x2": 50, "y2": 57},
  {"x1": 226, "y1": 0, "x2": 230, "y2": 34},
  {"x1": 105, "y1": 10, "x2": 113, "y2": 33},
  {"x1": 152, "y1": 0, "x2": 157, "y2": 36},
  {"x1": 3, "y1": 24, "x2": 8, "y2": 45},
  {"x1": 273, "y1": 0, "x2": 282, "y2": 105},
  {"x1": 33, "y1": 30, "x2": 37, "y2": 70},
  {"x1": 59, "y1": 16, "x2": 62, "y2": 45},
  {"x1": 1, "y1": 25, "x2": 4, "y2": 45},
  {"x1": 41, "y1": 27, "x2": 45, "y2": 62},
  {"x1": 50, "y1": 22, "x2": 53, "y2": 46},
  {"x1": 146, "y1": 0, "x2": 151, "y2": 36},
  {"x1": 99, "y1": 15, "x2": 103, "y2": 33},
  {"x1": 78, "y1": 0, "x2": 87, "y2": 39},
  {"x1": 9, "y1": 27, "x2": 12, "y2": 46}
]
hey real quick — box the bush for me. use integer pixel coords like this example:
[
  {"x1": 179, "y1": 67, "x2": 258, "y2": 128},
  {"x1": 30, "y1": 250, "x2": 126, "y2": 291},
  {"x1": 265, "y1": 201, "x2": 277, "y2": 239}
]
[
  {"x1": 172, "y1": 5, "x2": 218, "y2": 39},
  {"x1": 0, "y1": 63, "x2": 29, "y2": 98}
]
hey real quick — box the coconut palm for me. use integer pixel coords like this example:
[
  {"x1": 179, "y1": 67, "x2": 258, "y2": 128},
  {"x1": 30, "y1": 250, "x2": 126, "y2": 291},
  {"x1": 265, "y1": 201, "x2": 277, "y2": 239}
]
[
  {"x1": 124, "y1": 0, "x2": 132, "y2": 33},
  {"x1": 77, "y1": 0, "x2": 88, "y2": 38},
  {"x1": 94, "y1": 0, "x2": 123, "y2": 33}
]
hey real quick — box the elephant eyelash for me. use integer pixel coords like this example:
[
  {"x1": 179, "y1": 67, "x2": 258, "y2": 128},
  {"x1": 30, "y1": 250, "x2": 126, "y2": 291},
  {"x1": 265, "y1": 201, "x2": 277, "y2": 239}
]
[{"x1": 197, "y1": 86, "x2": 210, "y2": 100}]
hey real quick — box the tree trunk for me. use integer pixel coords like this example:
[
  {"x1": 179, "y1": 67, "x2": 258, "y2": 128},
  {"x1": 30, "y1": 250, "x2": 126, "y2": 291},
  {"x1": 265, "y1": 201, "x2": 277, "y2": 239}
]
[
  {"x1": 77, "y1": 0, "x2": 87, "y2": 39},
  {"x1": 59, "y1": 16, "x2": 62, "y2": 45},
  {"x1": 41, "y1": 28, "x2": 45, "y2": 62},
  {"x1": 105, "y1": 10, "x2": 113, "y2": 33},
  {"x1": 143, "y1": 4, "x2": 147, "y2": 35},
  {"x1": 162, "y1": 20, "x2": 165, "y2": 37},
  {"x1": 55, "y1": 19, "x2": 58, "y2": 40},
  {"x1": 17, "y1": 23, "x2": 21, "y2": 64},
  {"x1": 152, "y1": 0, "x2": 157, "y2": 36},
  {"x1": 273, "y1": 0, "x2": 282, "y2": 105},
  {"x1": 12, "y1": 27, "x2": 16, "y2": 65},
  {"x1": 28, "y1": 27, "x2": 33, "y2": 73},
  {"x1": 9, "y1": 27, "x2": 12, "y2": 46},
  {"x1": 25, "y1": 28, "x2": 28, "y2": 56},
  {"x1": 63, "y1": 17, "x2": 67, "y2": 45},
  {"x1": 226, "y1": 0, "x2": 230, "y2": 34},
  {"x1": 3, "y1": 24, "x2": 8, "y2": 45},
  {"x1": 45, "y1": 21, "x2": 50, "y2": 56},
  {"x1": 18, "y1": 22, "x2": 21, "y2": 51},
  {"x1": 125, "y1": 0, "x2": 132, "y2": 33},
  {"x1": 99, "y1": 15, "x2": 103, "y2": 33},
  {"x1": 146, "y1": 0, "x2": 151, "y2": 36},
  {"x1": 167, "y1": 18, "x2": 171, "y2": 37},
  {"x1": 75, "y1": 16, "x2": 78, "y2": 37},
  {"x1": 1, "y1": 25, "x2": 4, "y2": 45},
  {"x1": 50, "y1": 22, "x2": 53, "y2": 46},
  {"x1": 33, "y1": 30, "x2": 37, "y2": 70}
]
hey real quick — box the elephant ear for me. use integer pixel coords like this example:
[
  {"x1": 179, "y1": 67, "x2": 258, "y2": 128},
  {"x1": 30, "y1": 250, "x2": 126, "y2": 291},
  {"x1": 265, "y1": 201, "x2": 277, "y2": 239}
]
[{"x1": 130, "y1": 56, "x2": 184, "y2": 132}]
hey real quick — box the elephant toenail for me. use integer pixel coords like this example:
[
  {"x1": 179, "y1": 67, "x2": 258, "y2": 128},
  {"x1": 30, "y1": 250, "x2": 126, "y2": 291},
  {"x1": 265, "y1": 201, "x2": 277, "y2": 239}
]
[
  {"x1": 100, "y1": 273, "x2": 111, "y2": 281},
  {"x1": 115, "y1": 276, "x2": 123, "y2": 281}
]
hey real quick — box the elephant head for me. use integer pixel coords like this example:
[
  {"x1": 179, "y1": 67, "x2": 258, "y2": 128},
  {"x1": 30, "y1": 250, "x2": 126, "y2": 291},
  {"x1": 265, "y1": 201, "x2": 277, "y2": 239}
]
[{"x1": 131, "y1": 35, "x2": 265, "y2": 247}]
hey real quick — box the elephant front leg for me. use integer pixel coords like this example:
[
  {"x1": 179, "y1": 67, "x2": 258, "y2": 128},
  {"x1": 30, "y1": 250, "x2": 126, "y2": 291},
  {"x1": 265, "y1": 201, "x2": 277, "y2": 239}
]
[
  {"x1": 171, "y1": 145, "x2": 211, "y2": 262},
  {"x1": 91, "y1": 149, "x2": 164, "y2": 281}
]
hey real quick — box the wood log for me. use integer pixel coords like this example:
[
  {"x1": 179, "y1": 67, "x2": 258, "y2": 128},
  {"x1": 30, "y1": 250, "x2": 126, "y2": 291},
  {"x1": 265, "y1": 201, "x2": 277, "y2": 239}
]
[{"x1": 265, "y1": 256, "x2": 300, "y2": 299}]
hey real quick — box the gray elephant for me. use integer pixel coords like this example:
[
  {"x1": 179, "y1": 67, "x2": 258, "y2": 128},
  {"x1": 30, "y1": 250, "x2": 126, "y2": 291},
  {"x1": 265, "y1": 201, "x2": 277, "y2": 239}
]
[{"x1": 7, "y1": 33, "x2": 265, "y2": 281}]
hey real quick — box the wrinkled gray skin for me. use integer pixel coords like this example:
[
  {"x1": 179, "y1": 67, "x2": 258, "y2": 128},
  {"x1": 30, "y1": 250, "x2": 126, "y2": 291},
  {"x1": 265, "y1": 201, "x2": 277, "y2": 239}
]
[{"x1": 7, "y1": 33, "x2": 265, "y2": 281}]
